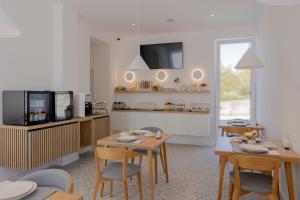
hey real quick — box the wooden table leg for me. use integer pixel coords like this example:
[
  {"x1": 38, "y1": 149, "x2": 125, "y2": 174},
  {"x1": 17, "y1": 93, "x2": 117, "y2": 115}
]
[
  {"x1": 218, "y1": 156, "x2": 227, "y2": 200},
  {"x1": 148, "y1": 149, "x2": 154, "y2": 200},
  {"x1": 162, "y1": 142, "x2": 169, "y2": 183},
  {"x1": 285, "y1": 162, "x2": 295, "y2": 200}
]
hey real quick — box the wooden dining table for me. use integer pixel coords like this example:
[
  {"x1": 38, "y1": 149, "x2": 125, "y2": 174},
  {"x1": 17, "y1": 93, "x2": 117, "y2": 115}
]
[
  {"x1": 46, "y1": 192, "x2": 83, "y2": 200},
  {"x1": 215, "y1": 136, "x2": 300, "y2": 200},
  {"x1": 97, "y1": 132, "x2": 171, "y2": 200}
]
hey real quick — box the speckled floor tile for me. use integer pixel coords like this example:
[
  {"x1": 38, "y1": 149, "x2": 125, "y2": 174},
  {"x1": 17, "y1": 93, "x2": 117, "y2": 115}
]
[{"x1": 59, "y1": 144, "x2": 264, "y2": 200}]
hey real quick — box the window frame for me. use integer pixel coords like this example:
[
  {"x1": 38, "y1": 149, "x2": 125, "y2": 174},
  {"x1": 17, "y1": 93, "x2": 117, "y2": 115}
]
[{"x1": 215, "y1": 38, "x2": 257, "y2": 123}]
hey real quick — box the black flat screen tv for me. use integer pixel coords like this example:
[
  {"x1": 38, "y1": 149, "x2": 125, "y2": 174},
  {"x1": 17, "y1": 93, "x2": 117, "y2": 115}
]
[{"x1": 140, "y1": 42, "x2": 183, "y2": 69}]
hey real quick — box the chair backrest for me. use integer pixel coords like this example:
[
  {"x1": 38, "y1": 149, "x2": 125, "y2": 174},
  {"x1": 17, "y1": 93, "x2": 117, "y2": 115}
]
[
  {"x1": 18, "y1": 169, "x2": 72, "y2": 192},
  {"x1": 95, "y1": 147, "x2": 140, "y2": 180},
  {"x1": 225, "y1": 127, "x2": 250, "y2": 135},
  {"x1": 228, "y1": 155, "x2": 281, "y2": 194},
  {"x1": 140, "y1": 127, "x2": 163, "y2": 133}
]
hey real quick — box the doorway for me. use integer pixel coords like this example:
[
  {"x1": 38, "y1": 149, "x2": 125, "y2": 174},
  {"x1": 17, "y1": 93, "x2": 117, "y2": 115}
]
[{"x1": 216, "y1": 39, "x2": 256, "y2": 126}]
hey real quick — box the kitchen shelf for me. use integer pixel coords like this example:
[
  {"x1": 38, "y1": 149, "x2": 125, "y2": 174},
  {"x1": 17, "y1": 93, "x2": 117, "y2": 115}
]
[
  {"x1": 114, "y1": 90, "x2": 210, "y2": 94},
  {"x1": 111, "y1": 109, "x2": 210, "y2": 114}
]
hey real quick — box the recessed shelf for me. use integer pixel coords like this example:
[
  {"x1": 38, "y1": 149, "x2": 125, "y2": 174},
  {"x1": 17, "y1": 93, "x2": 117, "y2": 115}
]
[{"x1": 114, "y1": 90, "x2": 210, "y2": 94}]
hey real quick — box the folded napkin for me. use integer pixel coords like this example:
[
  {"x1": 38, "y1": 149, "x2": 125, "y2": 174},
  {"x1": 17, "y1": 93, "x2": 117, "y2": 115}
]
[
  {"x1": 269, "y1": 150, "x2": 280, "y2": 156},
  {"x1": 132, "y1": 139, "x2": 144, "y2": 144}
]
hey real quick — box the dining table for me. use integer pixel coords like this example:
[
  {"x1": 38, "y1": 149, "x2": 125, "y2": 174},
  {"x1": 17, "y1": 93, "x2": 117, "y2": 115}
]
[
  {"x1": 215, "y1": 136, "x2": 300, "y2": 200},
  {"x1": 97, "y1": 132, "x2": 171, "y2": 200}
]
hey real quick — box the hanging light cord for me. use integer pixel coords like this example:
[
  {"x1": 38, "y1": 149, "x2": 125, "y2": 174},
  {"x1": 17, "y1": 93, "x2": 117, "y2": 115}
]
[{"x1": 137, "y1": 0, "x2": 141, "y2": 53}]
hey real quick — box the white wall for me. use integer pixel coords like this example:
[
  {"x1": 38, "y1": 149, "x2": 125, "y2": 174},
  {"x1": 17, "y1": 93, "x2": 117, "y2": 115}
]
[
  {"x1": 256, "y1": 5, "x2": 300, "y2": 199},
  {"x1": 91, "y1": 42, "x2": 112, "y2": 106},
  {"x1": 0, "y1": 0, "x2": 113, "y2": 181},
  {"x1": 0, "y1": 0, "x2": 55, "y2": 123},
  {"x1": 111, "y1": 26, "x2": 257, "y2": 144}
]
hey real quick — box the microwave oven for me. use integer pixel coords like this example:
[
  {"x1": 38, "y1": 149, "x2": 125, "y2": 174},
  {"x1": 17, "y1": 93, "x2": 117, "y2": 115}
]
[
  {"x1": 3, "y1": 90, "x2": 50, "y2": 125},
  {"x1": 49, "y1": 91, "x2": 73, "y2": 121}
]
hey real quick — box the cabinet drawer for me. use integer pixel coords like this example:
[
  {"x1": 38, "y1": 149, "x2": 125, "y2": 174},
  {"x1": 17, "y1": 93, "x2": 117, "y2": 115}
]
[
  {"x1": 165, "y1": 114, "x2": 186, "y2": 135},
  {"x1": 147, "y1": 113, "x2": 166, "y2": 131},
  {"x1": 186, "y1": 115, "x2": 210, "y2": 136}
]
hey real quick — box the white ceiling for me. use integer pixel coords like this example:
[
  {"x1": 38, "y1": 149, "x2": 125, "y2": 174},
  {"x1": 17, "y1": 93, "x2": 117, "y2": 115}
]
[{"x1": 64, "y1": 0, "x2": 264, "y2": 35}]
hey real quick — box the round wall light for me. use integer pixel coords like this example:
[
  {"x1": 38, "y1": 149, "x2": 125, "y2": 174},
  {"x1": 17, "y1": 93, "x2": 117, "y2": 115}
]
[
  {"x1": 156, "y1": 70, "x2": 168, "y2": 82},
  {"x1": 124, "y1": 71, "x2": 135, "y2": 82},
  {"x1": 192, "y1": 68, "x2": 205, "y2": 81}
]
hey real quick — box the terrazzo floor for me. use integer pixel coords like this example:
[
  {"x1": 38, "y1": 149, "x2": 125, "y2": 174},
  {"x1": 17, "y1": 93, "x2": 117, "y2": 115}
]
[{"x1": 60, "y1": 144, "x2": 263, "y2": 200}]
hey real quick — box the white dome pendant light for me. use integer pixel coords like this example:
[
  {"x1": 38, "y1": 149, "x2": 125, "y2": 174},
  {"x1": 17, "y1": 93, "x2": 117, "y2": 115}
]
[
  {"x1": 128, "y1": 0, "x2": 150, "y2": 71},
  {"x1": 0, "y1": 4, "x2": 21, "y2": 38},
  {"x1": 235, "y1": 48, "x2": 264, "y2": 69}
]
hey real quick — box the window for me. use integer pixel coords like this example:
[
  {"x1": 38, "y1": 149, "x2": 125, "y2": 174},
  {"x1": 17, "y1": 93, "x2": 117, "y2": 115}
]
[{"x1": 217, "y1": 40, "x2": 254, "y2": 121}]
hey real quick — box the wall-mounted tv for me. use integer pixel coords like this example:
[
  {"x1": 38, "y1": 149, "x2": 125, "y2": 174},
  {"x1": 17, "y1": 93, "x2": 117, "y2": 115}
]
[{"x1": 140, "y1": 42, "x2": 183, "y2": 69}]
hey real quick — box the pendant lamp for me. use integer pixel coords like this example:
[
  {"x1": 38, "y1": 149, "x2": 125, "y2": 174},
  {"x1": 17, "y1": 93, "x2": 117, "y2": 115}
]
[
  {"x1": 0, "y1": 4, "x2": 21, "y2": 38},
  {"x1": 235, "y1": 48, "x2": 264, "y2": 69},
  {"x1": 128, "y1": 0, "x2": 149, "y2": 71}
]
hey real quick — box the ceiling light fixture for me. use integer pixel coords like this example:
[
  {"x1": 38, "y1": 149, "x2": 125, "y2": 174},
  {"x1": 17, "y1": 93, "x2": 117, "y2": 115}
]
[
  {"x1": 0, "y1": 4, "x2": 22, "y2": 38},
  {"x1": 209, "y1": 14, "x2": 216, "y2": 17},
  {"x1": 128, "y1": 0, "x2": 149, "y2": 71},
  {"x1": 166, "y1": 18, "x2": 175, "y2": 23},
  {"x1": 235, "y1": 48, "x2": 264, "y2": 69},
  {"x1": 131, "y1": 23, "x2": 136, "y2": 26}
]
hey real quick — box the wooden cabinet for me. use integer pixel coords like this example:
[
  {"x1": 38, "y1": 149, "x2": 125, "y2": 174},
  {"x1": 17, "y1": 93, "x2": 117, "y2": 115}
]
[
  {"x1": 0, "y1": 114, "x2": 109, "y2": 170},
  {"x1": 94, "y1": 116, "x2": 110, "y2": 141},
  {"x1": 29, "y1": 122, "x2": 80, "y2": 169}
]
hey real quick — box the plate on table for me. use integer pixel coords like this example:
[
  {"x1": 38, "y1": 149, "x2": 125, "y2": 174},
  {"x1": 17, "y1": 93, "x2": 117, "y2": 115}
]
[
  {"x1": 240, "y1": 144, "x2": 269, "y2": 153},
  {"x1": 0, "y1": 181, "x2": 37, "y2": 200},
  {"x1": 116, "y1": 135, "x2": 138, "y2": 143}
]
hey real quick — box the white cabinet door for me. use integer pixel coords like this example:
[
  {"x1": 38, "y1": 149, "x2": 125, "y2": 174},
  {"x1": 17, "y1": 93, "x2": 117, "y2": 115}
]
[
  {"x1": 165, "y1": 114, "x2": 186, "y2": 135},
  {"x1": 186, "y1": 114, "x2": 210, "y2": 136},
  {"x1": 110, "y1": 112, "x2": 129, "y2": 131},
  {"x1": 127, "y1": 112, "x2": 148, "y2": 130},
  {"x1": 147, "y1": 113, "x2": 166, "y2": 131}
]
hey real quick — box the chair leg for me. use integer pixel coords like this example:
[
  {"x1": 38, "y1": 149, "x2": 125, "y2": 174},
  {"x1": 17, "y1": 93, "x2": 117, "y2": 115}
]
[
  {"x1": 100, "y1": 181, "x2": 104, "y2": 197},
  {"x1": 139, "y1": 155, "x2": 143, "y2": 166},
  {"x1": 130, "y1": 158, "x2": 135, "y2": 181},
  {"x1": 154, "y1": 155, "x2": 158, "y2": 184},
  {"x1": 233, "y1": 188, "x2": 239, "y2": 200},
  {"x1": 110, "y1": 180, "x2": 113, "y2": 197},
  {"x1": 123, "y1": 180, "x2": 129, "y2": 200},
  {"x1": 229, "y1": 181, "x2": 234, "y2": 200},
  {"x1": 137, "y1": 172, "x2": 143, "y2": 200},
  {"x1": 92, "y1": 179, "x2": 100, "y2": 200},
  {"x1": 159, "y1": 147, "x2": 165, "y2": 173}
]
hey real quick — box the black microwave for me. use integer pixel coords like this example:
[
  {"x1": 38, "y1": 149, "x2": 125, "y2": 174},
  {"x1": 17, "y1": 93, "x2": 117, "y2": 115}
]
[
  {"x1": 49, "y1": 91, "x2": 73, "y2": 121},
  {"x1": 3, "y1": 91, "x2": 50, "y2": 125}
]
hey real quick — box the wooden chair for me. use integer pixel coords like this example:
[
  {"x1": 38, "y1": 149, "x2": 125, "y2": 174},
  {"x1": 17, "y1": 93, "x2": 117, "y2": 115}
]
[
  {"x1": 93, "y1": 147, "x2": 143, "y2": 200},
  {"x1": 133, "y1": 127, "x2": 168, "y2": 184},
  {"x1": 224, "y1": 127, "x2": 251, "y2": 137},
  {"x1": 228, "y1": 155, "x2": 281, "y2": 200}
]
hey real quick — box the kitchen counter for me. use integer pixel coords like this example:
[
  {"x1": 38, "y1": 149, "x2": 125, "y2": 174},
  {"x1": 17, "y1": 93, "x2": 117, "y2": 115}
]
[{"x1": 0, "y1": 114, "x2": 108, "y2": 131}]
